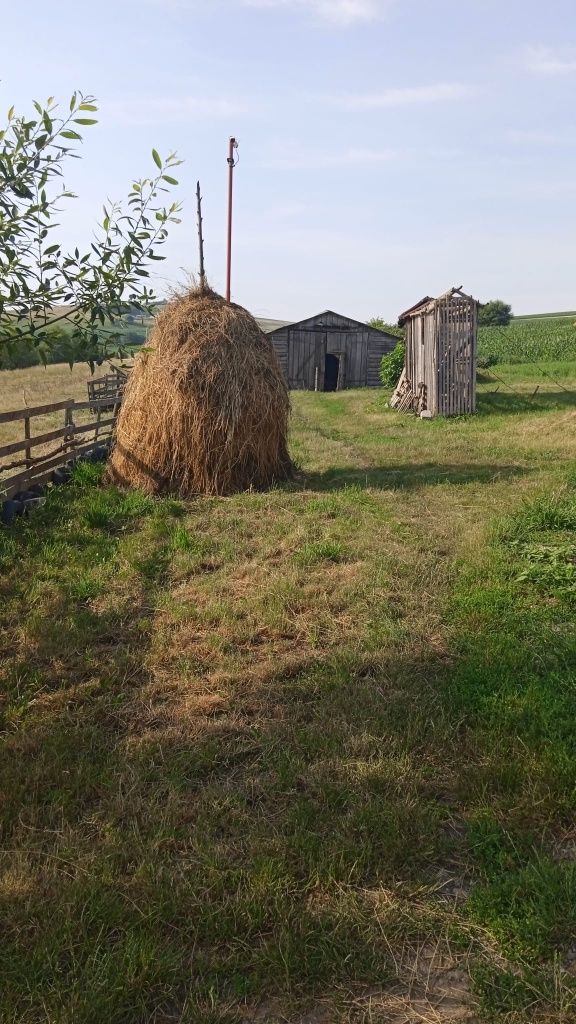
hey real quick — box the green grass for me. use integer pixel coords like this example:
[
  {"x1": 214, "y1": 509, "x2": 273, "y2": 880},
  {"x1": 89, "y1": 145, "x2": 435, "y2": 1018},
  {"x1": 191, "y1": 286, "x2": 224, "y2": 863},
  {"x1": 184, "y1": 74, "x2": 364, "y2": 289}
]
[{"x1": 1, "y1": 376, "x2": 576, "y2": 1022}]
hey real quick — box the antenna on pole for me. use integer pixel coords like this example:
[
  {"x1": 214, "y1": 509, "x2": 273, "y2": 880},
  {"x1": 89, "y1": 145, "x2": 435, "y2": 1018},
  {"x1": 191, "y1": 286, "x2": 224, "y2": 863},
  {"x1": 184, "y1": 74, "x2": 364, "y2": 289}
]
[
  {"x1": 196, "y1": 180, "x2": 206, "y2": 290},
  {"x1": 226, "y1": 137, "x2": 238, "y2": 303}
]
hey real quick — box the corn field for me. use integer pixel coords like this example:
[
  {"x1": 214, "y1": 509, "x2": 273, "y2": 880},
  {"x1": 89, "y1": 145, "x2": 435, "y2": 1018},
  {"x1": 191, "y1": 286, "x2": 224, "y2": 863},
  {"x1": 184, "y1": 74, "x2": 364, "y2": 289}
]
[{"x1": 479, "y1": 317, "x2": 576, "y2": 364}]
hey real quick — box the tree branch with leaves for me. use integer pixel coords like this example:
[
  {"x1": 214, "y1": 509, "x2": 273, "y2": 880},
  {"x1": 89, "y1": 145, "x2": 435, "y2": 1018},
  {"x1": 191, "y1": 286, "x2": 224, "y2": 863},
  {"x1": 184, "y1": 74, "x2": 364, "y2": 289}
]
[{"x1": 0, "y1": 91, "x2": 182, "y2": 367}]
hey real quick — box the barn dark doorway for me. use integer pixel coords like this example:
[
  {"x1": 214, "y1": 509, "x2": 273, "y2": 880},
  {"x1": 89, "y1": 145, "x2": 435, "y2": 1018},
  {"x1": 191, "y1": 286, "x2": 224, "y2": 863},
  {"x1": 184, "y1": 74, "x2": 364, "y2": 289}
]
[{"x1": 324, "y1": 353, "x2": 339, "y2": 391}]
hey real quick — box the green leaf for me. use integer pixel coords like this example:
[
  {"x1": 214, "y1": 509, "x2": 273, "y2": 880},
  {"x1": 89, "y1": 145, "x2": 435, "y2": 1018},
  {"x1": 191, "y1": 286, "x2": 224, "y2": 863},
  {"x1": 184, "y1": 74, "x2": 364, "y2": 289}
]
[
  {"x1": 7, "y1": 105, "x2": 14, "y2": 121},
  {"x1": 152, "y1": 148, "x2": 162, "y2": 169},
  {"x1": 162, "y1": 175, "x2": 179, "y2": 185},
  {"x1": 78, "y1": 103, "x2": 98, "y2": 111},
  {"x1": 44, "y1": 244, "x2": 60, "y2": 255},
  {"x1": 70, "y1": 92, "x2": 77, "y2": 111},
  {"x1": 73, "y1": 118, "x2": 98, "y2": 125},
  {"x1": 61, "y1": 130, "x2": 82, "y2": 140}
]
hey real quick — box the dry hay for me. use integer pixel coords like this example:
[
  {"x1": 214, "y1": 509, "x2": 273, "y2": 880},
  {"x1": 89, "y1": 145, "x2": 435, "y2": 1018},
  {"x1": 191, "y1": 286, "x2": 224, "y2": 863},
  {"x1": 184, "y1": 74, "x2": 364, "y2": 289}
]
[{"x1": 106, "y1": 285, "x2": 292, "y2": 497}]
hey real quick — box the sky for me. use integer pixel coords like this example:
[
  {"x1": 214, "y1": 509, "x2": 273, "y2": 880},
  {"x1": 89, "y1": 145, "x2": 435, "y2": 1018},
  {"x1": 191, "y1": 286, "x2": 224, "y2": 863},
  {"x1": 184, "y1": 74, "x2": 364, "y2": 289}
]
[{"x1": 2, "y1": 0, "x2": 576, "y2": 321}]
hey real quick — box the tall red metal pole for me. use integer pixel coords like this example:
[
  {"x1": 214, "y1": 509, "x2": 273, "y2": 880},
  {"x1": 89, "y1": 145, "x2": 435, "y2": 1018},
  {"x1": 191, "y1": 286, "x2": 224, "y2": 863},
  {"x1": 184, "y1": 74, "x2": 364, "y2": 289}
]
[{"x1": 226, "y1": 137, "x2": 238, "y2": 303}]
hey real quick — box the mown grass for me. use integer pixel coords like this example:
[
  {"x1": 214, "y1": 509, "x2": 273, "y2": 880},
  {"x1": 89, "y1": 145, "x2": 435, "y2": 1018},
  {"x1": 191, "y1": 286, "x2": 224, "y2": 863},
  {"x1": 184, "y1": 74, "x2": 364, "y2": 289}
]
[{"x1": 1, "y1": 379, "x2": 576, "y2": 1022}]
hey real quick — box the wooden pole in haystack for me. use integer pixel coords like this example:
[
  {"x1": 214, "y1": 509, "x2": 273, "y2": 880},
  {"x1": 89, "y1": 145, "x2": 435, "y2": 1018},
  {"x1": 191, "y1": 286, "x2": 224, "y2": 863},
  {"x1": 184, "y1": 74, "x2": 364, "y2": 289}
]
[
  {"x1": 196, "y1": 180, "x2": 206, "y2": 290},
  {"x1": 226, "y1": 137, "x2": 238, "y2": 303}
]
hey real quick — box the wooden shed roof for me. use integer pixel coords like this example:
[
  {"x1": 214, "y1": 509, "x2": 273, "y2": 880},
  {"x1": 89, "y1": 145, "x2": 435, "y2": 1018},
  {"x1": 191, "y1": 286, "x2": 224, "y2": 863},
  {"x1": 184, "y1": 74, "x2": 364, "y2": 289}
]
[
  {"x1": 262, "y1": 310, "x2": 398, "y2": 341},
  {"x1": 398, "y1": 287, "x2": 478, "y2": 326},
  {"x1": 397, "y1": 296, "x2": 434, "y2": 326}
]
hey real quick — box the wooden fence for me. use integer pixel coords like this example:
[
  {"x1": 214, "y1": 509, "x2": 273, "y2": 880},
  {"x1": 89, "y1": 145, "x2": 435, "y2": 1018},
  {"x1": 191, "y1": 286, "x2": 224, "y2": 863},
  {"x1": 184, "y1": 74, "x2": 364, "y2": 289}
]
[
  {"x1": 87, "y1": 365, "x2": 130, "y2": 412},
  {"x1": 0, "y1": 395, "x2": 122, "y2": 500}
]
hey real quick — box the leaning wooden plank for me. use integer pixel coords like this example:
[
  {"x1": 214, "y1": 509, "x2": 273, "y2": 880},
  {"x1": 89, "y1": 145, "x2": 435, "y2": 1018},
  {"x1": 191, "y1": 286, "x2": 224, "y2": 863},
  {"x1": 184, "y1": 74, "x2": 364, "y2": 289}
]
[
  {"x1": 1, "y1": 438, "x2": 77, "y2": 472},
  {"x1": 0, "y1": 399, "x2": 74, "y2": 424},
  {"x1": 391, "y1": 368, "x2": 409, "y2": 408}
]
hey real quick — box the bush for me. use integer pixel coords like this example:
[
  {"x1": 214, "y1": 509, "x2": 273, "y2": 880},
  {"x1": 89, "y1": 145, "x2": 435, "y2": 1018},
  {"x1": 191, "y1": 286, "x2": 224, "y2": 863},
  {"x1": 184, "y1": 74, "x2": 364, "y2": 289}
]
[
  {"x1": 0, "y1": 326, "x2": 132, "y2": 370},
  {"x1": 380, "y1": 340, "x2": 405, "y2": 389},
  {"x1": 477, "y1": 353, "x2": 499, "y2": 369},
  {"x1": 0, "y1": 328, "x2": 79, "y2": 370},
  {"x1": 369, "y1": 317, "x2": 404, "y2": 339},
  {"x1": 479, "y1": 300, "x2": 512, "y2": 327}
]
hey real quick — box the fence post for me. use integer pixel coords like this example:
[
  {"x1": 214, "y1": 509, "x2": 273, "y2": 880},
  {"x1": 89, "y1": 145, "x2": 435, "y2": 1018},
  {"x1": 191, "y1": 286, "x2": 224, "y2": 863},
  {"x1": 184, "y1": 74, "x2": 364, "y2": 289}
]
[
  {"x1": 24, "y1": 416, "x2": 31, "y2": 489},
  {"x1": 64, "y1": 405, "x2": 74, "y2": 453}
]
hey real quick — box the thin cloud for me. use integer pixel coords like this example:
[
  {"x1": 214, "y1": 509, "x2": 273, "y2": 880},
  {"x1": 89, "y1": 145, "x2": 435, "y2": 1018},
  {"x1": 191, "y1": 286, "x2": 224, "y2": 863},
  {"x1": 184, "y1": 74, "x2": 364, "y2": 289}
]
[
  {"x1": 144, "y1": 0, "x2": 396, "y2": 23},
  {"x1": 256, "y1": 143, "x2": 397, "y2": 168},
  {"x1": 524, "y1": 45, "x2": 576, "y2": 75},
  {"x1": 241, "y1": 0, "x2": 394, "y2": 26},
  {"x1": 102, "y1": 94, "x2": 257, "y2": 124},
  {"x1": 331, "y1": 82, "x2": 473, "y2": 110},
  {"x1": 505, "y1": 128, "x2": 570, "y2": 145}
]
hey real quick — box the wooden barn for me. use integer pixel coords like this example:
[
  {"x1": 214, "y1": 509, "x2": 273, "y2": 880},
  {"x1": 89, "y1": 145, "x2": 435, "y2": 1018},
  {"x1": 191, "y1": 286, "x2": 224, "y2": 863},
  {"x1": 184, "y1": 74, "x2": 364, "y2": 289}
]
[
  {"x1": 391, "y1": 287, "x2": 479, "y2": 416},
  {"x1": 259, "y1": 311, "x2": 398, "y2": 391}
]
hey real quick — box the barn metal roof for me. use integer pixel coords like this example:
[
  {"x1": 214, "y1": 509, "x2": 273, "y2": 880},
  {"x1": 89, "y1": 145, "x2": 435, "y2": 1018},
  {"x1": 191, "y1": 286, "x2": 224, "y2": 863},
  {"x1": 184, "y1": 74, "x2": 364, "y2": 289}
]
[{"x1": 256, "y1": 317, "x2": 294, "y2": 333}]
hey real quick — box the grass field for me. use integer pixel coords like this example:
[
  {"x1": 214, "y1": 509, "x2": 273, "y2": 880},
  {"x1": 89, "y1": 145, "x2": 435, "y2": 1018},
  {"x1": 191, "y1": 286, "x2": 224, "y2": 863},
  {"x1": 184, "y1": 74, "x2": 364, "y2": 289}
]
[
  {"x1": 0, "y1": 361, "x2": 94, "y2": 412},
  {"x1": 1, "y1": 372, "x2": 576, "y2": 1022}
]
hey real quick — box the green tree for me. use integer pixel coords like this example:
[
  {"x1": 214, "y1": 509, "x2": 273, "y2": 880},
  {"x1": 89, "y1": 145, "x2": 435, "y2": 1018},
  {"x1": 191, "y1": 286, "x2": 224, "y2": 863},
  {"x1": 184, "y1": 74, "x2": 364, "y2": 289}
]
[
  {"x1": 478, "y1": 300, "x2": 512, "y2": 327},
  {"x1": 369, "y1": 316, "x2": 404, "y2": 339},
  {"x1": 0, "y1": 92, "x2": 182, "y2": 366}
]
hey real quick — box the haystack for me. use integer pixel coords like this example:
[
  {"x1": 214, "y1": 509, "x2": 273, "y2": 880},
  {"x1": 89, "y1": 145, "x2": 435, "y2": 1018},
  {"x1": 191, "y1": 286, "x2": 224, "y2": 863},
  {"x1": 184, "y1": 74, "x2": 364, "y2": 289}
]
[{"x1": 106, "y1": 286, "x2": 292, "y2": 496}]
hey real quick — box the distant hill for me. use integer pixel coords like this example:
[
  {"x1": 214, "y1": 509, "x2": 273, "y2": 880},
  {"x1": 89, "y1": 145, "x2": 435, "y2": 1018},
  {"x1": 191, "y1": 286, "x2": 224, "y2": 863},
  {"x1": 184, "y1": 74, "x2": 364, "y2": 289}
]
[{"x1": 513, "y1": 310, "x2": 576, "y2": 322}]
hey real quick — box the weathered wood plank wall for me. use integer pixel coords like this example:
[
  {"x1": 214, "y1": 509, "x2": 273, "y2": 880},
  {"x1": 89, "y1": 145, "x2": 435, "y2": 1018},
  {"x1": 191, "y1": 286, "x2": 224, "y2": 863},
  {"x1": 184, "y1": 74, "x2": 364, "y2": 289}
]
[
  {"x1": 399, "y1": 289, "x2": 477, "y2": 416},
  {"x1": 270, "y1": 312, "x2": 396, "y2": 391}
]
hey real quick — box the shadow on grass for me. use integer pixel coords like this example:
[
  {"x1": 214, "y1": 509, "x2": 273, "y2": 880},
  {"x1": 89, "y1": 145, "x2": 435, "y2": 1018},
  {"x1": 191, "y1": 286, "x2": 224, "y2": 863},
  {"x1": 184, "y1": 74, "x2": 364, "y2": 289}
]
[
  {"x1": 0, "y1": 478, "x2": 451, "y2": 1020},
  {"x1": 2, "y1": 472, "x2": 576, "y2": 1022},
  {"x1": 298, "y1": 462, "x2": 530, "y2": 492},
  {"x1": 476, "y1": 389, "x2": 576, "y2": 416}
]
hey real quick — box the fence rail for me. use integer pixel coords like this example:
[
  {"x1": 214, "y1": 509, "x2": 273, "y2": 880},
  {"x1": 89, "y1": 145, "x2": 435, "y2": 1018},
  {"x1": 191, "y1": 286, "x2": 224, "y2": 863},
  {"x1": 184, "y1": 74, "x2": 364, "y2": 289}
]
[{"x1": 0, "y1": 393, "x2": 122, "y2": 500}]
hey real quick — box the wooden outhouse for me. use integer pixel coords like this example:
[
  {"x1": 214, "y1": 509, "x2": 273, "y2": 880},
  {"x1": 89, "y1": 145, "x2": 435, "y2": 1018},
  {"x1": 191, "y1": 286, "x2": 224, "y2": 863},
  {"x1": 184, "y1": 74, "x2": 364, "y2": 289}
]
[
  {"x1": 262, "y1": 311, "x2": 398, "y2": 391},
  {"x1": 392, "y1": 287, "x2": 479, "y2": 416}
]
